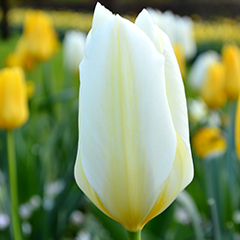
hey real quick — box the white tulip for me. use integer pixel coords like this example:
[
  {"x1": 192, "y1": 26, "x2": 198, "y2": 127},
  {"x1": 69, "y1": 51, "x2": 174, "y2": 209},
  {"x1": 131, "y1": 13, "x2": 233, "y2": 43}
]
[
  {"x1": 188, "y1": 51, "x2": 220, "y2": 90},
  {"x1": 74, "y1": 2, "x2": 193, "y2": 233},
  {"x1": 63, "y1": 30, "x2": 86, "y2": 73}
]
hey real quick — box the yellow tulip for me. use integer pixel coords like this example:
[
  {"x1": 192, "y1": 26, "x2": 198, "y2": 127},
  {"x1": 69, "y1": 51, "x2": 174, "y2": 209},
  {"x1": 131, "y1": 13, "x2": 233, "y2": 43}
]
[
  {"x1": 200, "y1": 62, "x2": 227, "y2": 109},
  {"x1": 23, "y1": 10, "x2": 59, "y2": 61},
  {"x1": 5, "y1": 36, "x2": 37, "y2": 71},
  {"x1": 0, "y1": 67, "x2": 29, "y2": 130},
  {"x1": 173, "y1": 43, "x2": 186, "y2": 79},
  {"x1": 192, "y1": 127, "x2": 227, "y2": 159},
  {"x1": 236, "y1": 96, "x2": 240, "y2": 160},
  {"x1": 74, "y1": 3, "x2": 193, "y2": 233},
  {"x1": 222, "y1": 44, "x2": 240, "y2": 100}
]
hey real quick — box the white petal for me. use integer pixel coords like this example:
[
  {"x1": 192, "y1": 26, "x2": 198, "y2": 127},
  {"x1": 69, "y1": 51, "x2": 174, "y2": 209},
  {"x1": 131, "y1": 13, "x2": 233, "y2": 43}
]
[
  {"x1": 188, "y1": 51, "x2": 220, "y2": 90},
  {"x1": 92, "y1": 2, "x2": 114, "y2": 34},
  {"x1": 175, "y1": 16, "x2": 196, "y2": 60},
  {"x1": 79, "y1": 15, "x2": 176, "y2": 231},
  {"x1": 159, "y1": 28, "x2": 192, "y2": 159},
  {"x1": 136, "y1": 20, "x2": 192, "y2": 159},
  {"x1": 140, "y1": 132, "x2": 193, "y2": 228},
  {"x1": 135, "y1": 9, "x2": 163, "y2": 53}
]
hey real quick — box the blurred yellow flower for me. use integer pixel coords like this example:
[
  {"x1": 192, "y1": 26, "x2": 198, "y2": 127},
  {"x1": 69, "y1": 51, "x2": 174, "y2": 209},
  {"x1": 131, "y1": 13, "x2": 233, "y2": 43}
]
[
  {"x1": 23, "y1": 10, "x2": 59, "y2": 61},
  {"x1": 236, "y1": 96, "x2": 240, "y2": 160},
  {"x1": 0, "y1": 67, "x2": 29, "y2": 130},
  {"x1": 192, "y1": 127, "x2": 227, "y2": 159},
  {"x1": 173, "y1": 43, "x2": 186, "y2": 79},
  {"x1": 200, "y1": 62, "x2": 227, "y2": 109},
  {"x1": 5, "y1": 36, "x2": 37, "y2": 71},
  {"x1": 222, "y1": 44, "x2": 240, "y2": 100}
]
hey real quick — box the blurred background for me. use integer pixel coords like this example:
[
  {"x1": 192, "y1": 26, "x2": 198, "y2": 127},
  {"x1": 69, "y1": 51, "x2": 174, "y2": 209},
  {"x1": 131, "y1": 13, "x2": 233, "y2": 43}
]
[{"x1": 0, "y1": 0, "x2": 240, "y2": 240}]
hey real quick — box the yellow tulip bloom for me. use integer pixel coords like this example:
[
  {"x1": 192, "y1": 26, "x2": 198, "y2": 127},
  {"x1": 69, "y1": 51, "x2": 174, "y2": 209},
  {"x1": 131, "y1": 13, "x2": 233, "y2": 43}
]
[
  {"x1": 0, "y1": 67, "x2": 29, "y2": 130},
  {"x1": 200, "y1": 62, "x2": 227, "y2": 109},
  {"x1": 5, "y1": 36, "x2": 37, "y2": 71},
  {"x1": 173, "y1": 43, "x2": 186, "y2": 79},
  {"x1": 236, "y1": 96, "x2": 240, "y2": 160},
  {"x1": 192, "y1": 127, "x2": 227, "y2": 159},
  {"x1": 23, "y1": 10, "x2": 59, "y2": 61},
  {"x1": 74, "y1": 3, "x2": 193, "y2": 232},
  {"x1": 222, "y1": 44, "x2": 240, "y2": 100}
]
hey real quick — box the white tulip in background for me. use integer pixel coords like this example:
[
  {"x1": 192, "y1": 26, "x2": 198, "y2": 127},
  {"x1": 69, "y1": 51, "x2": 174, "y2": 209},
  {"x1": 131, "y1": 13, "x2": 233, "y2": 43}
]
[
  {"x1": 63, "y1": 30, "x2": 86, "y2": 73},
  {"x1": 74, "y1": 2, "x2": 193, "y2": 233},
  {"x1": 187, "y1": 51, "x2": 220, "y2": 90},
  {"x1": 188, "y1": 98, "x2": 208, "y2": 124},
  {"x1": 147, "y1": 8, "x2": 197, "y2": 60}
]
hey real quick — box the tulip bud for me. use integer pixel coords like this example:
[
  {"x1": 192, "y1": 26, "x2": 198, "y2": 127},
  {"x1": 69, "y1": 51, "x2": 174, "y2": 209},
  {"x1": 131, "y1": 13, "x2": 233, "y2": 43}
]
[
  {"x1": 188, "y1": 51, "x2": 227, "y2": 109},
  {"x1": 0, "y1": 67, "x2": 29, "y2": 130},
  {"x1": 5, "y1": 37, "x2": 37, "y2": 71},
  {"x1": 236, "y1": 96, "x2": 240, "y2": 160},
  {"x1": 192, "y1": 127, "x2": 227, "y2": 159},
  {"x1": 200, "y1": 62, "x2": 227, "y2": 109},
  {"x1": 63, "y1": 30, "x2": 86, "y2": 73},
  {"x1": 222, "y1": 44, "x2": 240, "y2": 100},
  {"x1": 74, "y1": 3, "x2": 193, "y2": 232},
  {"x1": 23, "y1": 10, "x2": 59, "y2": 61}
]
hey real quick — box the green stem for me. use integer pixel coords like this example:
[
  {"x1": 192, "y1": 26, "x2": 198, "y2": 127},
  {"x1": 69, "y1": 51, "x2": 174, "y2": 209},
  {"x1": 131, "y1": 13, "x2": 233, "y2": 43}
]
[
  {"x1": 7, "y1": 131, "x2": 22, "y2": 240},
  {"x1": 127, "y1": 230, "x2": 141, "y2": 240}
]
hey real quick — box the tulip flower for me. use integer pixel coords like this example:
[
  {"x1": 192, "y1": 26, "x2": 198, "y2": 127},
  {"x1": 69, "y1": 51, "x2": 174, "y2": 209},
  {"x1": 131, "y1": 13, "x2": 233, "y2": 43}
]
[
  {"x1": 222, "y1": 44, "x2": 240, "y2": 100},
  {"x1": 0, "y1": 67, "x2": 28, "y2": 240},
  {"x1": 200, "y1": 62, "x2": 226, "y2": 109},
  {"x1": 0, "y1": 67, "x2": 29, "y2": 130},
  {"x1": 63, "y1": 30, "x2": 86, "y2": 73},
  {"x1": 74, "y1": 3, "x2": 193, "y2": 237},
  {"x1": 236, "y1": 96, "x2": 240, "y2": 160},
  {"x1": 188, "y1": 51, "x2": 227, "y2": 109},
  {"x1": 187, "y1": 98, "x2": 208, "y2": 124},
  {"x1": 192, "y1": 127, "x2": 227, "y2": 159},
  {"x1": 23, "y1": 10, "x2": 59, "y2": 61},
  {"x1": 5, "y1": 36, "x2": 37, "y2": 71}
]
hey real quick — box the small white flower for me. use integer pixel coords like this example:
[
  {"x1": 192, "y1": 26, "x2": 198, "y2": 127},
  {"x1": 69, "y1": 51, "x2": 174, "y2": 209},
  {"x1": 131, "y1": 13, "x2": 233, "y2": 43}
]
[
  {"x1": 29, "y1": 195, "x2": 42, "y2": 210},
  {"x1": 19, "y1": 203, "x2": 33, "y2": 220},
  {"x1": 22, "y1": 221, "x2": 32, "y2": 235},
  {"x1": 70, "y1": 210, "x2": 85, "y2": 226},
  {"x1": 63, "y1": 30, "x2": 86, "y2": 73},
  {"x1": 76, "y1": 231, "x2": 91, "y2": 240},
  {"x1": 0, "y1": 213, "x2": 10, "y2": 230}
]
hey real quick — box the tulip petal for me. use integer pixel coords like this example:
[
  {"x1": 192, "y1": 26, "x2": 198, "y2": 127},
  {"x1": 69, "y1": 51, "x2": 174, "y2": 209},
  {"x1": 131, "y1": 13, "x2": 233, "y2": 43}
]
[
  {"x1": 136, "y1": 16, "x2": 193, "y2": 224},
  {"x1": 140, "y1": 132, "x2": 192, "y2": 227},
  {"x1": 135, "y1": 9, "x2": 163, "y2": 53},
  {"x1": 75, "y1": 15, "x2": 177, "y2": 231},
  {"x1": 136, "y1": 12, "x2": 192, "y2": 157},
  {"x1": 91, "y1": 2, "x2": 114, "y2": 35},
  {"x1": 159, "y1": 29, "x2": 191, "y2": 154}
]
